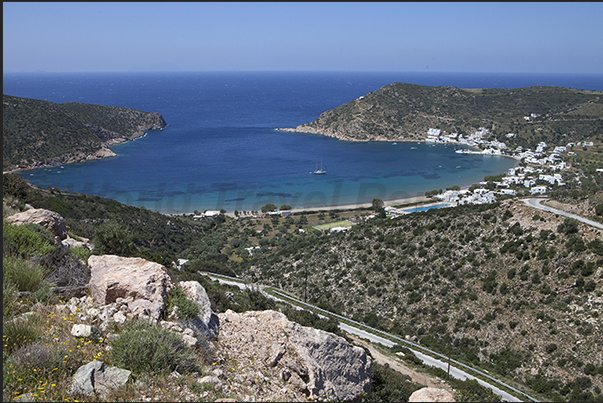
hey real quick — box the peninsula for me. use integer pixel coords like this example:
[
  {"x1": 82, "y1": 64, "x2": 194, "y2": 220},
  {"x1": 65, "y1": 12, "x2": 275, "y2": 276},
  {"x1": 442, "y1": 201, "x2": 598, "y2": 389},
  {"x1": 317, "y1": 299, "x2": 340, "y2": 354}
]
[
  {"x1": 278, "y1": 83, "x2": 603, "y2": 149},
  {"x1": 2, "y1": 94, "x2": 167, "y2": 172}
]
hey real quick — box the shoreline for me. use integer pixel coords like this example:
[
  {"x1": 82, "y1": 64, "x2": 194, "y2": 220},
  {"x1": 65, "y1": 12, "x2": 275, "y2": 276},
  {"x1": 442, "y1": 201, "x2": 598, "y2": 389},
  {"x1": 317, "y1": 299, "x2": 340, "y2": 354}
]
[{"x1": 3, "y1": 129, "x2": 163, "y2": 175}]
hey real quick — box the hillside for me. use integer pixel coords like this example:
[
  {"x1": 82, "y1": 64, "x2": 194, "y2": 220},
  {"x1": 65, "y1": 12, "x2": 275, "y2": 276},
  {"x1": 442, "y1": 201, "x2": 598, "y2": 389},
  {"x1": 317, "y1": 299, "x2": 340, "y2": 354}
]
[
  {"x1": 2, "y1": 95, "x2": 167, "y2": 171},
  {"x1": 232, "y1": 199, "x2": 603, "y2": 402},
  {"x1": 282, "y1": 83, "x2": 603, "y2": 148}
]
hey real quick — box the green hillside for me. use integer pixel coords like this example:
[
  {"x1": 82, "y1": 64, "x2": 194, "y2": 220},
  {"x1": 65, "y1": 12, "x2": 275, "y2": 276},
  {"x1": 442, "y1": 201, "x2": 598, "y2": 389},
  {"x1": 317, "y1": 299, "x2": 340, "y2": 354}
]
[
  {"x1": 3, "y1": 95, "x2": 167, "y2": 171},
  {"x1": 294, "y1": 83, "x2": 603, "y2": 147}
]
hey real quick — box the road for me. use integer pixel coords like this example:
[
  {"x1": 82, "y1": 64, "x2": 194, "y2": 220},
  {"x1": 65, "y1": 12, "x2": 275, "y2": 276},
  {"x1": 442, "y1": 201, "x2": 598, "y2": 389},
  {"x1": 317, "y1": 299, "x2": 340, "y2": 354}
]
[
  {"x1": 204, "y1": 272, "x2": 535, "y2": 402},
  {"x1": 523, "y1": 197, "x2": 603, "y2": 230}
]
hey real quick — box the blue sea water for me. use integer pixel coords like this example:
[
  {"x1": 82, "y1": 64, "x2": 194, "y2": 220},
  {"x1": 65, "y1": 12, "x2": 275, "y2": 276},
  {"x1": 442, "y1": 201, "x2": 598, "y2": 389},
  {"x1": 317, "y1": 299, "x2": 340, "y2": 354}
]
[{"x1": 4, "y1": 71, "x2": 603, "y2": 214}]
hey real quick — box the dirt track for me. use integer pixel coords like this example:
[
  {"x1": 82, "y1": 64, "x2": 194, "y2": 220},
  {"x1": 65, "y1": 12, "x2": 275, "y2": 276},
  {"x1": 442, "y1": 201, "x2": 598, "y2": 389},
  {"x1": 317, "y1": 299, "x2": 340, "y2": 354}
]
[{"x1": 348, "y1": 334, "x2": 454, "y2": 391}]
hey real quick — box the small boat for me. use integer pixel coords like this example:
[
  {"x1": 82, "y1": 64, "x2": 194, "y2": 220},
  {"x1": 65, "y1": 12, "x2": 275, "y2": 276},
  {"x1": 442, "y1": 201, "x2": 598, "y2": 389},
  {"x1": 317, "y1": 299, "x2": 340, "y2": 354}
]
[{"x1": 312, "y1": 159, "x2": 327, "y2": 175}]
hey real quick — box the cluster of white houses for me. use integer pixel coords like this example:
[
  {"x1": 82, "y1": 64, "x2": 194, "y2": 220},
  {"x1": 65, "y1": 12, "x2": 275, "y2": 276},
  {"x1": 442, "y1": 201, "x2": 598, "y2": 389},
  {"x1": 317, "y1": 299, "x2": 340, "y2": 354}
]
[{"x1": 420, "y1": 126, "x2": 596, "y2": 205}]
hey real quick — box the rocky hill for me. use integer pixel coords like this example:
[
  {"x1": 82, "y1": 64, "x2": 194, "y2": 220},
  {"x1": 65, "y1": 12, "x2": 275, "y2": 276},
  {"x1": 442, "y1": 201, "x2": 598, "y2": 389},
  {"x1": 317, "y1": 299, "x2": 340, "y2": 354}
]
[
  {"x1": 2, "y1": 94, "x2": 167, "y2": 171},
  {"x1": 281, "y1": 83, "x2": 603, "y2": 148},
  {"x1": 239, "y1": 198, "x2": 603, "y2": 402}
]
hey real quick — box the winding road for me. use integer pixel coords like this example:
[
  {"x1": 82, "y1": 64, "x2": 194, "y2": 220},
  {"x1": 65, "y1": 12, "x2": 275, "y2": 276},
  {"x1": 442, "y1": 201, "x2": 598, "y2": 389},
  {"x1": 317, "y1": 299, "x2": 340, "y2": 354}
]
[
  {"x1": 522, "y1": 197, "x2": 603, "y2": 230},
  {"x1": 204, "y1": 272, "x2": 536, "y2": 402}
]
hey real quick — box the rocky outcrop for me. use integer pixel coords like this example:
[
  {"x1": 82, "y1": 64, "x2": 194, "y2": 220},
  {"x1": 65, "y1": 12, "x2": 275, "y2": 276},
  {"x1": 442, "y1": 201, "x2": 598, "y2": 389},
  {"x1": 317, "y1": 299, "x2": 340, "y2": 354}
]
[
  {"x1": 69, "y1": 360, "x2": 131, "y2": 397},
  {"x1": 408, "y1": 387, "x2": 456, "y2": 402},
  {"x1": 6, "y1": 208, "x2": 68, "y2": 240},
  {"x1": 87, "y1": 255, "x2": 173, "y2": 321},
  {"x1": 176, "y1": 280, "x2": 220, "y2": 340},
  {"x1": 218, "y1": 309, "x2": 372, "y2": 401}
]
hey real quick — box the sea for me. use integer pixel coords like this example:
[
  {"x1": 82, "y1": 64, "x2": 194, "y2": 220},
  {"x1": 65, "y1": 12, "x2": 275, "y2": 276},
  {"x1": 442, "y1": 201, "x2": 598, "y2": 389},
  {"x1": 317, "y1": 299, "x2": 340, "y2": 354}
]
[{"x1": 4, "y1": 71, "x2": 603, "y2": 214}]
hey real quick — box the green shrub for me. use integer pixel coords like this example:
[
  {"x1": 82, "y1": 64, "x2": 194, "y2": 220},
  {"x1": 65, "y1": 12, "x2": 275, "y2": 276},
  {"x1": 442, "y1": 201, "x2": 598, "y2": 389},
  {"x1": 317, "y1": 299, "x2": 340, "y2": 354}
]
[
  {"x1": 3, "y1": 220, "x2": 55, "y2": 259},
  {"x1": 3, "y1": 255, "x2": 48, "y2": 292},
  {"x1": 93, "y1": 220, "x2": 138, "y2": 257},
  {"x1": 70, "y1": 245, "x2": 92, "y2": 261},
  {"x1": 165, "y1": 284, "x2": 200, "y2": 320},
  {"x1": 369, "y1": 363, "x2": 422, "y2": 402},
  {"x1": 3, "y1": 315, "x2": 41, "y2": 353},
  {"x1": 111, "y1": 321, "x2": 197, "y2": 375}
]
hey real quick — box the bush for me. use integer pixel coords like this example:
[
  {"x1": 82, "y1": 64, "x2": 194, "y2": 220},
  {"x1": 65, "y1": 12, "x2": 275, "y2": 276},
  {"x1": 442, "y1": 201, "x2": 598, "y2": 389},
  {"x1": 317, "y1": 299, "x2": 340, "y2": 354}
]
[
  {"x1": 368, "y1": 363, "x2": 422, "y2": 402},
  {"x1": 3, "y1": 315, "x2": 42, "y2": 353},
  {"x1": 3, "y1": 255, "x2": 48, "y2": 292},
  {"x1": 111, "y1": 321, "x2": 198, "y2": 375},
  {"x1": 3, "y1": 220, "x2": 55, "y2": 259},
  {"x1": 32, "y1": 245, "x2": 91, "y2": 288},
  {"x1": 93, "y1": 221, "x2": 138, "y2": 257},
  {"x1": 164, "y1": 284, "x2": 200, "y2": 320}
]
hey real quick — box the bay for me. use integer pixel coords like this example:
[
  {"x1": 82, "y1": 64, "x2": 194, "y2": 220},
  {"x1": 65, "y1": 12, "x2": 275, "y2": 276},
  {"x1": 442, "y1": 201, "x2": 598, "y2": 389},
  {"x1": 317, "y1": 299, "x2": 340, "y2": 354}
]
[{"x1": 5, "y1": 71, "x2": 602, "y2": 214}]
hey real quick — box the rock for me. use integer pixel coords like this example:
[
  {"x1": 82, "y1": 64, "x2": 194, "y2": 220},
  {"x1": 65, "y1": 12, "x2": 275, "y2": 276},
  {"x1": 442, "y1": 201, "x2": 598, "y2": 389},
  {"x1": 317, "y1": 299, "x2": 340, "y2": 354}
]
[
  {"x1": 69, "y1": 360, "x2": 131, "y2": 397},
  {"x1": 71, "y1": 324, "x2": 101, "y2": 340},
  {"x1": 178, "y1": 281, "x2": 219, "y2": 340},
  {"x1": 113, "y1": 311, "x2": 127, "y2": 323},
  {"x1": 218, "y1": 309, "x2": 371, "y2": 401},
  {"x1": 267, "y1": 342, "x2": 286, "y2": 367},
  {"x1": 61, "y1": 235, "x2": 91, "y2": 250},
  {"x1": 182, "y1": 334, "x2": 197, "y2": 347},
  {"x1": 6, "y1": 208, "x2": 68, "y2": 240},
  {"x1": 12, "y1": 392, "x2": 36, "y2": 402},
  {"x1": 87, "y1": 255, "x2": 173, "y2": 320},
  {"x1": 197, "y1": 375, "x2": 222, "y2": 389},
  {"x1": 408, "y1": 387, "x2": 456, "y2": 402}
]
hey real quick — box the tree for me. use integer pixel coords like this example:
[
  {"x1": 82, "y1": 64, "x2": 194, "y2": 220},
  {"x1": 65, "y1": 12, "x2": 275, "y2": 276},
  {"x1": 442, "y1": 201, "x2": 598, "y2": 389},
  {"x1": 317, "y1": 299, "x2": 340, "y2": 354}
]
[
  {"x1": 280, "y1": 205, "x2": 292, "y2": 211},
  {"x1": 93, "y1": 221, "x2": 137, "y2": 257},
  {"x1": 372, "y1": 198, "x2": 384, "y2": 211},
  {"x1": 261, "y1": 203, "x2": 277, "y2": 213}
]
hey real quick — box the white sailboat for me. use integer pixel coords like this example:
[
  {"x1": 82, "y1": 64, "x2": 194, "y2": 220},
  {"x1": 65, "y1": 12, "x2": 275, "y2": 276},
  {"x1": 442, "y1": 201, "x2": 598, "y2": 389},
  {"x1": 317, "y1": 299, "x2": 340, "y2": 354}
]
[{"x1": 312, "y1": 159, "x2": 327, "y2": 175}]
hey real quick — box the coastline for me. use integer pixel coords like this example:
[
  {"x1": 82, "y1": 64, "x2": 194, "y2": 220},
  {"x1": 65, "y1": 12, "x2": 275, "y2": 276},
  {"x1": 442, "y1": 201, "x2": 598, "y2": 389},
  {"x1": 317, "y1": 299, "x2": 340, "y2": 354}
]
[{"x1": 3, "y1": 129, "x2": 162, "y2": 174}]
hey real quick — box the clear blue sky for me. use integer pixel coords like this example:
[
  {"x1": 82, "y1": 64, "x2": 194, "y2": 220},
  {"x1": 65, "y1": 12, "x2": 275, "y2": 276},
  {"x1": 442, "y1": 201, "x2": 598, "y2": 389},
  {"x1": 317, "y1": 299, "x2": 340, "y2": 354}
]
[{"x1": 3, "y1": 2, "x2": 603, "y2": 74}]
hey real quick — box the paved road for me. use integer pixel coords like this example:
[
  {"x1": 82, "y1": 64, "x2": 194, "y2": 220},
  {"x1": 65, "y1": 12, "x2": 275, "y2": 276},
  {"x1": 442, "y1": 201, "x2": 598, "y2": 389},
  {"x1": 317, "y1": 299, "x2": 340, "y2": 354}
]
[
  {"x1": 523, "y1": 197, "x2": 603, "y2": 230},
  {"x1": 205, "y1": 272, "x2": 534, "y2": 402}
]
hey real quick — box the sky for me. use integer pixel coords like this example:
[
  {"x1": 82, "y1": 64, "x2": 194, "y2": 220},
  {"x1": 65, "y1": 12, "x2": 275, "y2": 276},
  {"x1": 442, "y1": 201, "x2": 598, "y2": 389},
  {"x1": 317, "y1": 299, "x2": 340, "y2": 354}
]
[{"x1": 3, "y1": 2, "x2": 603, "y2": 74}]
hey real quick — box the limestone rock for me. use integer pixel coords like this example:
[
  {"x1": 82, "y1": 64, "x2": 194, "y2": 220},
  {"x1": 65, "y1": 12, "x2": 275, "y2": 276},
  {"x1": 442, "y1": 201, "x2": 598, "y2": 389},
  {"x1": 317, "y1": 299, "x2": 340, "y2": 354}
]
[
  {"x1": 71, "y1": 324, "x2": 101, "y2": 340},
  {"x1": 408, "y1": 387, "x2": 456, "y2": 402},
  {"x1": 217, "y1": 309, "x2": 371, "y2": 401},
  {"x1": 87, "y1": 255, "x2": 173, "y2": 320},
  {"x1": 178, "y1": 280, "x2": 219, "y2": 340},
  {"x1": 6, "y1": 208, "x2": 68, "y2": 240},
  {"x1": 69, "y1": 360, "x2": 130, "y2": 397}
]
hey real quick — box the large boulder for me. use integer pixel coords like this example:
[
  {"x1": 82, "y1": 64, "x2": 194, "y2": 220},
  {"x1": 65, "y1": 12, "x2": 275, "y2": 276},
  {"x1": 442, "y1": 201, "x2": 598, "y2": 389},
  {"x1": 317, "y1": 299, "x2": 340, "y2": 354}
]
[
  {"x1": 408, "y1": 387, "x2": 456, "y2": 402},
  {"x1": 6, "y1": 208, "x2": 68, "y2": 240},
  {"x1": 69, "y1": 360, "x2": 131, "y2": 397},
  {"x1": 177, "y1": 281, "x2": 219, "y2": 340},
  {"x1": 87, "y1": 255, "x2": 173, "y2": 320},
  {"x1": 218, "y1": 309, "x2": 371, "y2": 401}
]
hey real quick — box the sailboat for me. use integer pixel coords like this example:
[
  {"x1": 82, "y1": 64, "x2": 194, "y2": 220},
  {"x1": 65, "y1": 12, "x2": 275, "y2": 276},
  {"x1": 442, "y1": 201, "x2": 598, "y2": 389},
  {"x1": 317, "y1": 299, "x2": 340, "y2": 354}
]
[{"x1": 312, "y1": 159, "x2": 327, "y2": 175}]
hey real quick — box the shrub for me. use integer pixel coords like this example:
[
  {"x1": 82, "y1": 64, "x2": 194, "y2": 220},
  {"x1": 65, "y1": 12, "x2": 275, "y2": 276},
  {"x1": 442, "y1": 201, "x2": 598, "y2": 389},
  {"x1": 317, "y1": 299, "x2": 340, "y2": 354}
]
[
  {"x1": 93, "y1": 220, "x2": 138, "y2": 256},
  {"x1": 164, "y1": 284, "x2": 200, "y2": 320},
  {"x1": 369, "y1": 363, "x2": 422, "y2": 402},
  {"x1": 3, "y1": 315, "x2": 42, "y2": 353},
  {"x1": 3, "y1": 255, "x2": 48, "y2": 292},
  {"x1": 7, "y1": 341, "x2": 65, "y2": 374},
  {"x1": 3, "y1": 220, "x2": 55, "y2": 259},
  {"x1": 32, "y1": 245, "x2": 90, "y2": 288},
  {"x1": 111, "y1": 321, "x2": 197, "y2": 375}
]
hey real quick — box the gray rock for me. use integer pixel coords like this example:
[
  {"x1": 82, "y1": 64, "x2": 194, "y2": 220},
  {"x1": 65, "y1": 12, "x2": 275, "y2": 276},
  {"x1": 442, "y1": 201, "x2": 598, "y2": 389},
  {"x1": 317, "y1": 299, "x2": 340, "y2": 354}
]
[
  {"x1": 71, "y1": 324, "x2": 101, "y2": 340},
  {"x1": 6, "y1": 208, "x2": 68, "y2": 240},
  {"x1": 177, "y1": 281, "x2": 219, "y2": 340},
  {"x1": 88, "y1": 255, "x2": 173, "y2": 321},
  {"x1": 69, "y1": 361, "x2": 130, "y2": 397}
]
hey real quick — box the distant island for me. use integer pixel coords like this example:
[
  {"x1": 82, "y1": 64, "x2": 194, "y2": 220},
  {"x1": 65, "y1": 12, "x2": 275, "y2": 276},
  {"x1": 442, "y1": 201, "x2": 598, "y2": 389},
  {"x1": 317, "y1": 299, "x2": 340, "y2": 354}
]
[
  {"x1": 2, "y1": 94, "x2": 167, "y2": 172},
  {"x1": 278, "y1": 83, "x2": 603, "y2": 149}
]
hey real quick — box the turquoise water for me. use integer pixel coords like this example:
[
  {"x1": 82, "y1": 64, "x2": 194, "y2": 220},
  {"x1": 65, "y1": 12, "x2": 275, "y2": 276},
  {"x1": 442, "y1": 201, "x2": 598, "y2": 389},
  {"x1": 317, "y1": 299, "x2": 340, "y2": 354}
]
[
  {"x1": 5, "y1": 72, "x2": 600, "y2": 214},
  {"x1": 402, "y1": 203, "x2": 452, "y2": 213}
]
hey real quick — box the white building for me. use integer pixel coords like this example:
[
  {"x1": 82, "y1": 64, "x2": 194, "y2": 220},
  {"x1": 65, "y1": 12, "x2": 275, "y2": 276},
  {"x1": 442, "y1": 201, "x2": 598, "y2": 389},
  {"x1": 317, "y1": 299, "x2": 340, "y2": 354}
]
[{"x1": 530, "y1": 186, "x2": 548, "y2": 195}]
